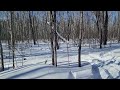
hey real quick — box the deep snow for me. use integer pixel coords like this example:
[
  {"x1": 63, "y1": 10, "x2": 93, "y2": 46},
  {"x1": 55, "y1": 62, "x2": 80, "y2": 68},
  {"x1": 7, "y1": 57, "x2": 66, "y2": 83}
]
[{"x1": 0, "y1": 41, "x2": 120, "y2": 79}]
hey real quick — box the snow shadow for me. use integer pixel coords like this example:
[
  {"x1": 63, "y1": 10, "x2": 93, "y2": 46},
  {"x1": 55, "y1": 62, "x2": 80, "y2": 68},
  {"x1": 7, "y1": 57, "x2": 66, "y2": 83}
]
[
  {"x1": 103, "y1": 69, "x2": 114, "y2": 79},
  {"x1": 30, "y1": 62, "x2": 91, "y2": 79},
  {"x1": 57, "y1": 51, "x2": 78, "y2": 58},
  {"x1": 3, "y1": 42, "x2": 120, "y2": 61},
  {"x1": 57, "y1": 44, "x2": 120, "y2": 58},
  {"x1": 92, "y1": 65, "x2": 102, "y2": 79},
  {"x1": 0, "y1": 64, "x2": 43, "y2": 76},
  {"x1": 5, "y1": 61, "x2": 91, "y2": 79},
  {"x1": 15, "y1": 52, "x2": 51, "y2": 58},
  {"x1": 57, "y1": 61, "x2": 90, "y2": 68},
  {"x1": 33, "y1": 71, "x2": 67, "y2": 79},
  {"x1": 6, "y1": 66, "x2": 52, "y2": 79},
  {"x1": 87, "y1": 45, "x2": 120, "y2": 54}
]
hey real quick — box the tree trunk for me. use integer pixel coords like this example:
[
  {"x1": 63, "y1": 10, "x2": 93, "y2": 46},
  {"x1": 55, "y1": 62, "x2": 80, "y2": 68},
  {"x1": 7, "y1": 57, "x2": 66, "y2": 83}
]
[
  {"x1": 53, "y1": 11, "x2": 57, "y2": 67},
  {"x1": 0, "y1": 22, "x2": 4, "y2": 71},
  {"x1": 29, "y1": 11, "x2": 36, "y2": 45},
  {"x1": 50, "y1": 11, "x2": 54, "y2": 65},
  {"x1": 100, "y1": 28, "x2": 102, "y2": 49},
  {"x1": 118, "y1": 11, "x2": 120, "y2": 43},
  {"x1": 56, "y1": 38, "x2": 59, "y2": 49},
  {"x1": 78, "y1": 11, "x2": 83, "y2": 67},
  {"x1": 99, "y1": 11, "x2": 104, "y2": 49},
  {"x1": 94, "y1": 11, "x2": 103, "y2": 49},
  {"x1": 10, "y1": 11, "x2": 15, "y2": 69},
  {"x1": 103, "y1": 11, "x2": 108, "y2": 45},
  {"x1": 78, "y1": 38, "x2": 82, "y2": 67}
]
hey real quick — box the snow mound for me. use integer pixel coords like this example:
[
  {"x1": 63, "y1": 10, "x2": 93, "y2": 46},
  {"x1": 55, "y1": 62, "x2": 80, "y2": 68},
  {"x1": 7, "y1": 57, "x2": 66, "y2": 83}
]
[
  {"x1": 92, "y1": 59, "x2": 104, "y2": 67},
  {"x1": 115, "y1": 59, "x2": 120, "y2": 65},
  {"x1": 102, "y1": 64, "x2": 120, "y2": 78},
  {"x1": 99, "y1": 68, "x2": 109, "y2": 79},
  {"x1": 105, "y1": 60, "x2": 116, "y2": 65},
  {"x1": 68, "y1": 71, "x2": 76, "y2": 79}
]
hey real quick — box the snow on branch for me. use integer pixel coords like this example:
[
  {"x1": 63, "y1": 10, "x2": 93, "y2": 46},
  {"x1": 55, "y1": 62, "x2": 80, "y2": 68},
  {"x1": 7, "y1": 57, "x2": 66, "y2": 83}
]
[
  {"x1": 56, "y1": 31, "x2": 69, "y2": 44},
  {"x1": 47, "y1": 21, "x2": 69, "y2": 44}
]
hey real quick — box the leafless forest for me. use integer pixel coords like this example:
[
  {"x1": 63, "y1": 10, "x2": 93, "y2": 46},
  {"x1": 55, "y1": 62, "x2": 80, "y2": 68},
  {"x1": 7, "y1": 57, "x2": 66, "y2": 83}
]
[{"x1": 0, "y1": 11, "x2": 119, "y2": 71}]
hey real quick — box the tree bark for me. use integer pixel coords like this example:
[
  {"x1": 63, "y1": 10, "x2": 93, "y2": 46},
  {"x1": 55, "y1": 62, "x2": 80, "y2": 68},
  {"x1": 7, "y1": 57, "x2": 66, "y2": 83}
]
[
  {"x1": 0, "y1": 22, "x2": 4, "y2": 71},
  {"x1": 78, "y1": 11, "x2": 83, "y2": 67},
  {"x1": 10, "y1": 11, "x2": 15, "y2": 69},
  {"x1": 29, "y1": 11, "x2": 36, "y2": 45},
  {"x1": 103, "y1": 11, "x2": 108, "y2": 45},
  {"x1": 53, "y1": 11, "x2": 57, "y2": 67},
  {"x1": 94, "y1": 11, "x2": 103, "y2": 49},
  {"x1": 50, "y1": 11, "x2": 54, "y2": 65},
  {"x1": 118, "y1": 11, "x2": 120, "y2": 43},
  {"x1": 99, "y1": 12, "x2": 103, "y2": 49}
]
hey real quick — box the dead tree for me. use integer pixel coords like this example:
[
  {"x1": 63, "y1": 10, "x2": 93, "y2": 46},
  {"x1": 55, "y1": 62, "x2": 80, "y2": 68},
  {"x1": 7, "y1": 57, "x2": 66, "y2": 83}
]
[
  {"x1": 0, "y1": 21, "x2": 4, "y2": 71},
  {"x1": 78, "y1": 11, "x2": 83, "y2": 67}
]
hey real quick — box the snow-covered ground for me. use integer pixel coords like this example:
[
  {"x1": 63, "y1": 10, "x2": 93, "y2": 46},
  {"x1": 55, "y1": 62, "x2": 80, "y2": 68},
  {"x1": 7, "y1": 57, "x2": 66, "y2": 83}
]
[{"x1": 0, "y1": 41, "x2": 120, "y2": 79}]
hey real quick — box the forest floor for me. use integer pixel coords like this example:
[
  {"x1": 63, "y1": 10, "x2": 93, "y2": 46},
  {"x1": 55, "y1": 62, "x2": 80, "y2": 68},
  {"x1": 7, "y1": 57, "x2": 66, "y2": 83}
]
[{"x1": 0, "y1": 41, "x2": 120, "y2": 79}]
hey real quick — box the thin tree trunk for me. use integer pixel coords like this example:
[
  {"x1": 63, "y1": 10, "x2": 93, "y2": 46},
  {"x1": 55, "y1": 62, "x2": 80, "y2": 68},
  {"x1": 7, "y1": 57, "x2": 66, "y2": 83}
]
[
  {"x1": 10, "y1": 11, "x2": 15, "y2": 69},
  {"x1": 78, "y1": 11, "x2": 83, "y2": 67},
  {"x1": 53, "y1": 11, "x2": 57, "y2": 67},
  {"x1": 50, "y1": 11, "x2": 54, "y2": 65},
  {"x1": 29, "y1": 11, "x2": 36, "y2": 45},
  {"x1": 99, "y1": 11, "x2": 103, "y2": 49},
  {"x1": 100, "y1": 28, "x2": 102, "y2": 49},
  {"x1": 94, "y1": 11, "x2": 103, "y2": 49}
]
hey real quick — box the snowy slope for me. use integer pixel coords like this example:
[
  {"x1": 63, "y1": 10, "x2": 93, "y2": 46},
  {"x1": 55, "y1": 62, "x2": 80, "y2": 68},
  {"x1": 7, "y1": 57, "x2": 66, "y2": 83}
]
[
  {"x1": 1, "y1": 42, "x2": 120, "y2": 79},
  {"x1": 0, "y1": 63, "x2": 93, "y2": 79}
]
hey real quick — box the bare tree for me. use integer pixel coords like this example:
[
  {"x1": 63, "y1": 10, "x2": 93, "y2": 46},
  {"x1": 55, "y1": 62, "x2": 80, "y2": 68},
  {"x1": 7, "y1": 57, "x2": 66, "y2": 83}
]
[
  {"x1": 117, "y1": 11, "x2": 120, "y2": 43},
  {"x1": 29, "y1": 11, "x2": 36, "y2": 45},
  {"x1": 93, "y1": 11, "x2": 103, "y2": 49},
  {"x1": 78, "y1": 11, "x2": 84, "y2": 67},
  {"x1": 10, "y1": 11, "x2": 15, "y2": 69},
  {"x1": 0, "y1": 21, "x2": 4, "y2": 71},
  {"x1": 50, "y1": 11, "x2": 54, "y2": 65},
  {"x1": 103, "y1": 11, "x2": 108, "y2": 45},
  {"x1": 53, "y1": 11, "x2": 57, "y2": 67}
]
